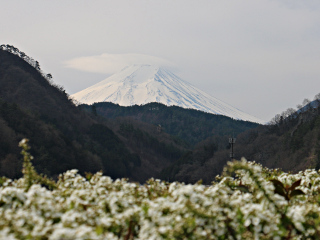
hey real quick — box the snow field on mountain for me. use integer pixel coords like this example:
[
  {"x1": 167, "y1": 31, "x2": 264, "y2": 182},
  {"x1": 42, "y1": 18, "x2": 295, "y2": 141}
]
[{"x1": 72, "y1": 65, "x2": 264, "y2": 124}]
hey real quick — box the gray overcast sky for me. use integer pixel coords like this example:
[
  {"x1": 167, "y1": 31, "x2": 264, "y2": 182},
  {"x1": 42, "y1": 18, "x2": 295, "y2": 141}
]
[{"x1": 1, "y1": 0, "x2": 320, "y2": 121}]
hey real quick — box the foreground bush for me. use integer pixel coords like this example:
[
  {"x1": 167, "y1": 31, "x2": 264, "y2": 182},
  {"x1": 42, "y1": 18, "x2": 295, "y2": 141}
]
[{"x1": 1, "y1": 140, "x2": 320, "y2": 239}]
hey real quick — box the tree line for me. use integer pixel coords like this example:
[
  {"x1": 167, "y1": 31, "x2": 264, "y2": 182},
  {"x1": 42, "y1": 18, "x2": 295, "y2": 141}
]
[
  {"x1": 269, "y1": 92, "x2": 320, "y2": 126},
  {"x1": 0, "y1": 44, "x2": 68, "y2": 97}
]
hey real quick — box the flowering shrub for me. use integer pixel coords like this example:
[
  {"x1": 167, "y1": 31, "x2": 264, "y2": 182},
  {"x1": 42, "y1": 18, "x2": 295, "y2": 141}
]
[{"x1": 1, "y1": 140, "x2": 320, "y2": 239}]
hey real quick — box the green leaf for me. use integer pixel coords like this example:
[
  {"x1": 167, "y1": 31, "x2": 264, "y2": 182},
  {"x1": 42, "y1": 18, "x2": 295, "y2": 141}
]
[
  {"x1": 289, "y1": 179, "x2": 301, "y2": 191},
  {"x1": 289, "y1": 189, "x2": 305, "y2": 198},
  {"x1": 270, "y1": 179, "x2": 285, "y2": 189},
  {"x1": 270, "y1": 179, "x2": 287, "y2": 199},
  {"x1": 96, "y1": 226, "x2": 104, "y2": 235},
  {"x1": 275, "y1": 186, "x2": 288, "y2": 200}
]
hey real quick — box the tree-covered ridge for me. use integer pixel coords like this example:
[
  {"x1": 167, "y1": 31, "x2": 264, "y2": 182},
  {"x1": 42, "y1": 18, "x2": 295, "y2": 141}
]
[
  {"x1": 118, "y1": 122, "x2": 185, "y2": 162},
  {"x1": 0, "y1": 47, "x2": 145, "y2": 180},
  {"x1": 99, "y1": 117, "x2": 190, "y2": 182},
  {"x1": 0, "y1": 44, "x2": 54, "y2": 83},
  {"x1": 161, "y1": 96, "x2": 320, "y2": 184},
  {"x1": 80, "y1": 102, "x2": 260, "y2": 145},
  {"x1": 0, "y1": 96, "x2": 141, "y2": 180}
]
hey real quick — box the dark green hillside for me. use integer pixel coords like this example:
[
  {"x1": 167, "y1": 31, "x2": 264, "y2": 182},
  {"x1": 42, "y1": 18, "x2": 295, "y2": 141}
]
[
  {"x1": 0, "y1": 47, "x2": 140, "y2": 179},
  {"x1": 161, "y1": 99, "x2": 320, "y2": 184},
  {"x1": 102, "y1": 117, "x2": 188, "y2": 182},
  {"x1": 80, "y1": 102, "x2": 260, "y2": 145},
  {"x1": 236, "y1": 104, "x2": 320, "y2": 172}
]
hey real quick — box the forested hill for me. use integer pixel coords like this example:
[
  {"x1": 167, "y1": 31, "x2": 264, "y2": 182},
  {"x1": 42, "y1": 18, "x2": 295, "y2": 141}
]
[
  {"x1": 80, "y1": 102, "x2": 260, "y2": 145},
  {"x1": 0, "y1": 47, "x2": 144, "y2": 180},
  {"x1": 160, "y1": 99, "x2": 320, "y2": 184}
]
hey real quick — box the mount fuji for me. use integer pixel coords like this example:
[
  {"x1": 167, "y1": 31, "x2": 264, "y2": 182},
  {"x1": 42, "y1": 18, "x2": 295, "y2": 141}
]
[{"x1": 71, "y1": 65, "x2": 264, "y2": 124}]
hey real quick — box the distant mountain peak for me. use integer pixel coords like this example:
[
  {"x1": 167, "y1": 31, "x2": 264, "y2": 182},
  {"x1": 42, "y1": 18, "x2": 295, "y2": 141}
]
[{"x1": 72, "y1": 64, "x2": 264, "y2": 124}]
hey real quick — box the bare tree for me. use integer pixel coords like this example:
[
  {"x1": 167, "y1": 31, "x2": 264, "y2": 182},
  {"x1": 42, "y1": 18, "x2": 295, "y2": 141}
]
[
  {"x1": 285, "y1": 108, "x2": 297, "y2": 120},
  {"x1": 269, "y1": 113, "x2": 281, "y2": 125},
  {"x1": 302, "y1": 98, "x2": 311, "y2": 111},
  {"x1": 303, "y1": 98, "x2": 310, "y2": 105},
  {"x1": 296, "y1": 104, "x2": 303, "y2": 110},
  {"x1": 280, "y1": 108, "x2": 297, "y2": 121},
  {"x1": 314, "y1": 93, "x2": 320, "y2": 107}
]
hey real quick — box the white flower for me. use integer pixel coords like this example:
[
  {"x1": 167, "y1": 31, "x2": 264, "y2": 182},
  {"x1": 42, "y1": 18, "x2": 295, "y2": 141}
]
[
  {"x1": 244, "y1": 219, "x2": 251, "y2": 227},
  {"x1": 252, "y1": 217, "x2": 260, "y2": 226},
  {"x1": 263, "y1": 225, "x2": 270, "y2": 234}
]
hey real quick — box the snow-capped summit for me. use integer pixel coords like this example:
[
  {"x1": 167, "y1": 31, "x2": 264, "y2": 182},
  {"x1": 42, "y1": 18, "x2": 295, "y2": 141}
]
[{"x1": 71, "y1": 64, "x2": 264, "y2": 124}]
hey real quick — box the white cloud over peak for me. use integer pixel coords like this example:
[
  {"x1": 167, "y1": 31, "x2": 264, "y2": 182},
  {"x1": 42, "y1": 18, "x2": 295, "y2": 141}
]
[{"x1": 64, "y1": 53, "x2": 174, "y2": 75}]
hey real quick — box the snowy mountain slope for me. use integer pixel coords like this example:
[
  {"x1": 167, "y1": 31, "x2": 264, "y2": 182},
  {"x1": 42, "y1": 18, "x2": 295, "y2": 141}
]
[{"x1": 71, "y1": 65, "x2": 264, "y2": 124}]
